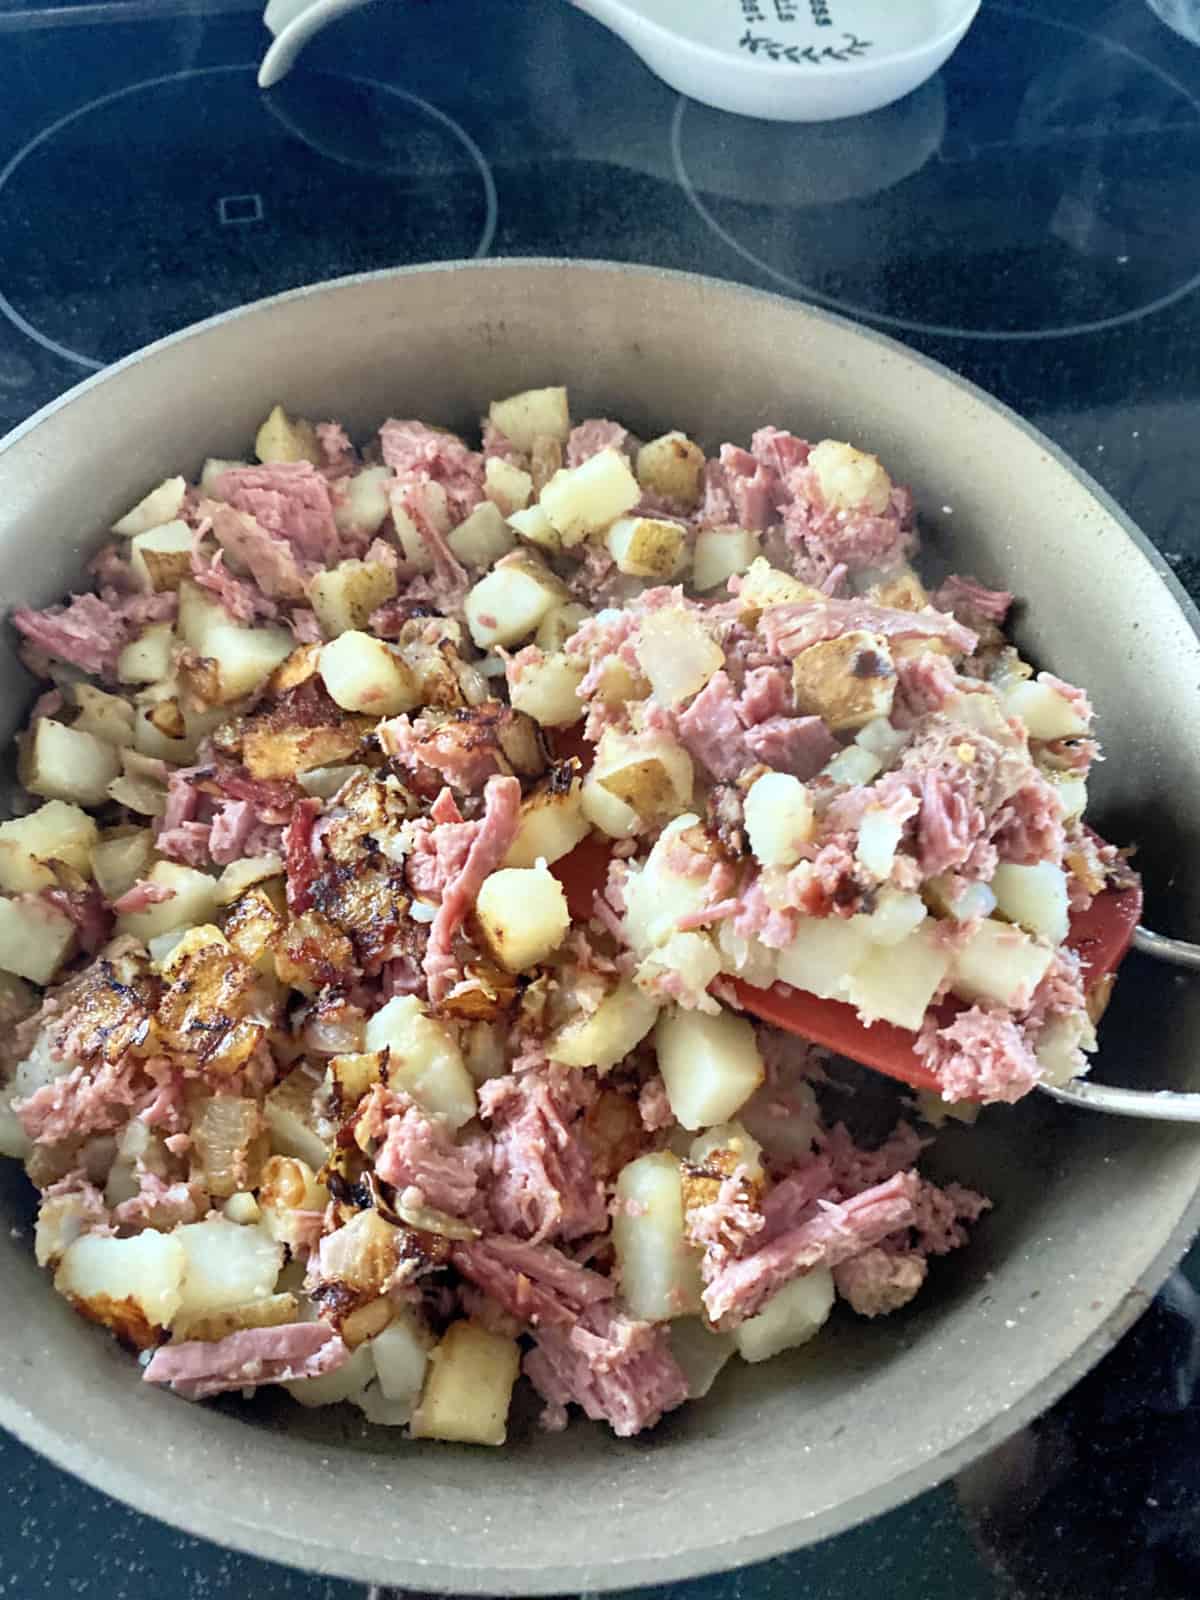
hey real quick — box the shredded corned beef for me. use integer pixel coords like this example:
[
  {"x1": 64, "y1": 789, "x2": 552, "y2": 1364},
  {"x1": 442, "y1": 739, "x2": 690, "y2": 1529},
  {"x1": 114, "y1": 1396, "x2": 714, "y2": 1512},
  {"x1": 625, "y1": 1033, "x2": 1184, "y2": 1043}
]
[
  {"x1": 143, "y1": 1323, "x2": 348, "y2": 1399},
  {"x1": 375, "y1": 1100, "x2": 485, "y2": 1218},
  {"x1": 931, "y1": 574, "x2": 1013, "y2": 628},
  {"x1": 760, "y1": 598, "x2": 977, "y2": 658},
  {"x1": 525, "y1": 1301, "x2": 688, "y2": 1437},
  {"x1": 915, "y1": 1007, "x2": 1041, "y2": 1104},
  {"x1": 215, "y1": 463, "x2": 339, "y2": 565},
  {"x1": 450, "y1": 1234, "x2": 614, "y2": 1328},
  {"x1": 283, "y1": 796, "x2": 323, "y2": 914},
  {"x1": 565, "y1": 419, "x2": 633, "y2": 468},
  {"x1": 480, "y1": 1067, "x2": 606, "y2": 1244},
  {"x1": 206, "y1": 500, "x2": 311, "y2": 600},
  {"x1": 13, "y1": 591, "x2": 175, "y2": 679},
  {"x1": 423, "y1": 774, "x2": 521, "y2": 1003},
  {"x1": 380, "y1": 418, "x2": 485, "y2": 525}
]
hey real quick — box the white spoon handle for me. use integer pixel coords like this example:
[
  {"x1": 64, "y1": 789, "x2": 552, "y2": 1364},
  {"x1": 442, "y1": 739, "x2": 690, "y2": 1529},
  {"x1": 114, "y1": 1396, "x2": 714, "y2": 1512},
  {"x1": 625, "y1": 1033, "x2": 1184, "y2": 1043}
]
[{"x1": 258, "y1": 0, "x2": 373, "y2": 88}]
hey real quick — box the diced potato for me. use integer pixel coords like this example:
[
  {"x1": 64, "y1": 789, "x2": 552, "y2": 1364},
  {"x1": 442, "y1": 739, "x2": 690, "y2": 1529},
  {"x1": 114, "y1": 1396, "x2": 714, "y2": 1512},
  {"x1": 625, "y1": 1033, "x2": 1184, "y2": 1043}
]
[
  {"x1": 822, "y1": 744, "x2": 883, "y2": 786},
  {"x1": 590, "y1": 727, "x2": 694, "y2": 828},
  {"x1": 1000, "y1": 674, "x2": 1090, "y2": 739},
  {"x1": 117, "y1": 622, "x2": 176, "y2": 684},
  {"x1": 655, "y1": 1007, "x2": 765, "y2": 1131},
  {"x1": 535, "y1": 602, "x2": 590, "y2": 653},
  {"x1": 855, "y1": 715, "x2": 909, "y2": 764},
  {"x1": 173, "y1": 1218, "x2": 282, "y2": 1320},
  {"x1": 174, "y1": 1290, "x2": 299, "y2": 1344},
  {"x1": 744, "y1": 772, "x2": 813, "y2": 869},
  {"x1": 363, "y1": 995, "x2": 476, "y2": 1130},
  {"x1": 507, "y1": 503, "x2": 561, "y2": 556},
  {"x1": 130, "y1": 520, "x2": 194, "y2": 593},
  {"x1": 810, "y1": 439, "x2": 892, "y2": 514},
  {"x1": 635, "y1": 930, "x2": 721, "y2": 1011},
  {"x1": 924, "y1": 874, "x2": 996, "y2": 923},
  {"x1": 950, "y1": 918, "x2": 1054, "y2": 1009},
  {"x1": 580, "y1": 777, "x2": 638, "y2": 840},
  {"x1": 264, "y1": 1062, "x2": 330, "y2": 1168},
  {"x1": 636, "y1": 608, "x2": 724, "y2": 706},
  {"x1": 861, "y1": 887, "x2": 927, "y2": 946},
  {"x1": 503, "y1": 772, "x2": 590, "y2": 868},
  {"x1": 447, "y1": 500, "x2": 516, "y2": 567},
  {"x1": 307, "y1": 558, "x2": 398, "y2": 640},
  {"x1": 792, "y1": 631, "x2": 896, "y2": 733},
  {"x1": 21, "y1": 718, "x2": 120, "y2": 807},
  {"x1": 115, "y1": 860, "x2": 219, "y2": 942},
  {"x1": 485, "y1": 455, "x2": 533, "y2": 515},
  {"x1": 0, "y1": 800, "x2": 97, "y2": 893},
  {"x1": 507, "y1": 649, "x2": 584, "y2": 727},
  {"x1": 693, "y1": 525, "x2": 761, "y2": 592},
  {"x1": 1048, "y1": 772, "x2": 1087, "y2": 823},
  {"x1": 370, "y1": 1307, "x2": 433, "y2": 1413},
  {"x1": 410, "y1": 1320, "x2": 521, "y2": 1447},
  {"x1": 90, "y1": 829, "x2": 155, "y2": 902},
  {"x1": 325, "y1": 1050, "x2": 386, "y2": 1112},
  {"x1": 214, "y1": 853, "x2": 283, "y2": 905},
  {"x1": 843, "y1": 922, "x2": 951, "y2": 1031},
  {"x1": 297, "y1": 762, "x2": 367, "y2": 800},
  {"x1": 546, "y1": 978, "x2": 660, "y2": 1072},
  {"x1": 287, "y1": 1341, "x2": 376, "y2": 1409},
  {"x1": 613, "y1": 1152, "x2": 702, "y2": 1321},
  {"x1": 636, "y1": 431, "x2": 705, "y2": 509},
  {"x1": 734, "y1": 1268, "x2": 835, "y2": 1363},
  {"x1": 735, "y1": 556, "x2": 823, "y2": 623},
  {"x1": 539, "y1": 448, "x2": 641, "y2": 546},
  {"x1": 856, "y1": 804, "x2": 905, "y2": 879},
  {"x1": 332, "y1": 465, "x2": 391, "y2": 537},
  {"x1": 258, "y1": 1154, "x2": 328, "y2": 1250},
  {"x1": 622, "y1": 816, "x2": 715, "y2": 956},
  {"x1": 222, "y1": 1193, "x2": 262, "y2": 1226},
  {"x1": 55, "y1": 1231, "x2": 186, "y2": 1347},
  {"x1": 177, "y1": 582, "x2": 293, "y2": 704},
  {"x1": 475, "y1": 866, "x2": 570, "y2": 972},
  {"x1": 1036, "y1": 1010, "x2": 1096, "y2": 1087},
  {"x1": 464, "y1": 554, "x2": 568, "y2": 649},
  {"x1": 991, "y1": 861, "x2": 1069, "y2": 947},
  {"x1": 489, "y1": 386, "x2": 570, "y2": 452},
  {"x1": 255, "y1": 403, "x2": 320, "y2": 465},
  {"x1": 199, "y1": 457, "x2": 248, "y2": 498},
  {"x1": 865, "y1": 566, "x2": 929, "y2": 612},
  {"x1": 112, "y1": 475, "x2": 187, "y2": 536},
  {"x1": 775, "y1": 914, "x2": 872, "y2": 1001},
  {"x1": 462, "y1": 1020, "x2": 507, "y2": 1084},
  {"x1": 605, "y1": 516, "x2": 688, "y2": 580},
  {"x1": 715, "y1": 917, "x2": 780, "y2": 990},
  {"x1": 318, "y1": 630, "x2": 418, "y2": 716},
  {"x1": 689, "y1": 1121, "x2": 765, "y2": 1181},
  {"x1": 0, "y1": 894, "x2": 75, "y2": 984},
  {"x1": 669, "y1": 1317, "x2": 737, "y2": 1398},
  {"x1": 583, "y1": 653, "x2": 650, "y2": 708}
]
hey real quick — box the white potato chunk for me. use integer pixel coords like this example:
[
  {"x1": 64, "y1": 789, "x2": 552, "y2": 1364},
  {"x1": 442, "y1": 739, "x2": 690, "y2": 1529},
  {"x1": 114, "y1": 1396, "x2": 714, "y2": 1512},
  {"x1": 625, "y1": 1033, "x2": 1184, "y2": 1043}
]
[
  {"x1": 0, "y1": 895, "x2": 76, "y2": 984},
  {"x1": 56, "y1": 1232, "x2": 186, "y2": 1342},
  {"x1": 823, "y1": 744, "x2": 883, "y2": 786},
  {"x1": 22, "y1": 718, "x2": 120, "y2": 807},
  {"x1": 264, "y1": 1062, "x2": 329, "y2": 1168},
  {"x1": 507, "y1": 649, "x2": 584, "y2": 727},
  {"x1": 991, "y1": 861, "x2": 1070, "y2": 947},
  {"x1": 588, "y1": 728, "x2": 693, "y2": 830},
  {"x1": 177, "y1": 582, "x2": 293, "y2": 703},
  {"x1": 112, "y1": 475, "x2": 187, "y2": 536},
  {"x1": 535, "y1": 602, "x2": 591, "y2": 652},
  {"x1": 255, "y1": 403, "x2": 320, "y2": 465},
  {"x1": 655, "y1": 1007, "x2": 765, "y2": 1131},
  {"x1": 199, "y1": 457, "x2": 247, "y2": 498},
  {"x1": 842, "y1": 922, "x2": 951, "y2": 1031},
  {"x1": 605, "y1": 516, "x2": 688, "y2": 580},
  {"x1": 635, "y1": 930, "x2": 722, "y2": 1012},
  {"x1": 809, "y1": 439, "x2": 892, "y2": 514},
  {"x1": 447, "y1": 499, "x2": 516, "y2": 567},
  {"x1": 115, "y1": 860, "x2": 219, "y2": 942},
  {"x1": 333, "y1": 465, "x2": 391, "y2": 537},
  {"x1": 669, "y1": 1317, "x2": 737, "y2": 1398},
  {"x1": 370, "y1": 1307, "x2": 432, "y2": 1410},
  {"x1": 363, "y1": 995, "x2": 476, "y2": 1130},
  {"x1": 506, "y1": 503, "x2": 561, "y2": 556},
  {"x1": 862, "y1": 887, "x2": 927, "y2": 946},
  {"x1": 318, "y1": 631, "x2": 418, "y2": 716},
  {"x1": 744, "y1": 772, "x2": 814, "y2": 869},
  {"x1": 734, "y1": 1268, "x2": 835, "y2": 1363},
  {"x1": 287, "y1": 1341, "x2": 376, "y2": 1409},
  {"x1": 539, "y1": 448, "x2": 640, "y2": 546},
  {"x1": 117, "y1": 621, "x2": 176, "y2": 684},
  {"x1": 173, "y1": 1218, "x2": 282, "y2": 1321},
  {"x1": 0, "y1": 800, "x2": 97, "y2": 893},
  {"x1": 130, "y1": 520, "x2": 194, "y2": 593},
  {"x1": 735, "y1": 556, "x2": 823, "y2": 623},
  {"x1": 1036, "y1": 1010, "x2": 1096, "y2": 1087},
  {"x1": 693, "y1": 526, "x2": 761, "y2": 592},
  {"x1": 485, "y1": 455, "x2": 533, "y2": 515},
  {"x1": 613, "y1": 1152, "x2": 702, "y2": 1321},
  {"x1": 546, "y1": 978, "x2": 660, "y2": 1072},
  {"x1": 636, "y1": 608, "x2": 724, "y2": 706},
  {"x1": 925, "y1": 874, "x2": 996, "y2": 922},
  {"x1": 792, "y1": 630, "x2": 896, "y2": 733},
  {"x1": 410, "y1": 1320, "x2": 521, "y2": 1447},
  {"x1": 715, "y1": 918, "x2": 780, "y2": 990},
  {"x1": 90, "y1": 829, "x2": 155, "y2": 902},
  {"x1": 580, "y1": 777, "x2": 638, "y2": 839},
  {"x1": 488, "y1": 386, "x2": 570, "y2": 452},
  {"x1": 855, "y1": 716, "x2": 909, "y2": 764},
  {"x1": 1000, "y1": 674, "x2": 1090, "y2": 739},
  {"x1": 689, "y1": 1121, "x2": 765, "y2": 1181},
  {"x1": 636, "y1": 431, "x2": 706, "y2": 509},
  {"x1": 950, "y1": 918, "x2": 1054, "y2": 1009},
  {"x1": 775, "y1": 915, "x2": 872, "y2": 1001},
  {"x1": 464, "y1": 554, "x2": 567, "y2": 649},
  {"x1": 214, "y1": 853, "x2": 283, "y2": 905},
  {"x1": 1049, "y1": 773, "x2": 1087, "y2": 823},
  {"x1": 71, "y1": 685, "x2": 135, "y2": 747},
  {"x1": 503, "y1": 774, "x2": 590, "y2": 867},
  {"x1": 475, "y1": 866, "x2": 570, "y2": 972},
  {"x1": 856, "y1": 805, "x2": 905, "y2": 879},
  {"x1": 307, "y1": 558, "x2": 397, "y2": 639},
  {"x1": 622, "y1": 815, "x2": 713, "y2": 955}
]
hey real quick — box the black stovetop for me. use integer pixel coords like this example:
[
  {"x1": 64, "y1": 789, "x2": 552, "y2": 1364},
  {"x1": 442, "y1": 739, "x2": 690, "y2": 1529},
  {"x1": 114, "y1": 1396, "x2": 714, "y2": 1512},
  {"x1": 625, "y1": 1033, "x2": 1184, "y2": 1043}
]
[{"x1": 4, "y1": 2, "x2": 1200, "y2": 1596}]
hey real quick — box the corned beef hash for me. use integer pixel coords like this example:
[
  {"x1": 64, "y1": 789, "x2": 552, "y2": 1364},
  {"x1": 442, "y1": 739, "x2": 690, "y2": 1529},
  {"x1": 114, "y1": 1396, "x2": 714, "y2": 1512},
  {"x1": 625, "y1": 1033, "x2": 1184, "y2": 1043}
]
[{"x1": 0, "y1": 388, "x2": 1125, "y2": 1443}]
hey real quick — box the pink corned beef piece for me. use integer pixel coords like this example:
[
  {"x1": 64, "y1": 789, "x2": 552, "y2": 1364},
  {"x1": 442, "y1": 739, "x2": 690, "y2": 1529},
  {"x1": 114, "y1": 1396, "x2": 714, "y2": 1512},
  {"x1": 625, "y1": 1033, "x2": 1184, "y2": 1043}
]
[
  {"x1": 749, "y1": 425, "x2": 810, "y2": 479},
  {"x1": 379, "y1": 418, "x2": 485, "y2": 524},
  {"x1": 13, "y1": 591, "x2": 175, "y2": 679},
  {"x1": 783, "y1": 474, "x2": 916, "y2": 579},
  {"x1": 450, "y1": 1234, "x2": 614, "y2": 1328},
  {"x1": 190, "y1": 548, "x2": 280, "y2": 622},
  {"x1": 111, "y1": 1172, "x2": 203, "y2": 1232},
  {"x1": 404, "y1": 792, "x2": 476, "y2": 900},
  {"x1": 110, "y1": 880, "x2": 175, "y2": 915},
  {"x1": 41, "y1": 886, "x2": 110, "y2": 955},
  {"x1": 206, "y1": 501, "x2": 311, "y2": 600},
  {"x1": 760, "y1": 598, "x2": 977, "y2": 659},
  {"x1": 156, "y1": 823, "x2": 212, "y2": 868},
  {"x1": 16, "y1": 1056, "x2": 145, "y2": 1146},
  {"x1": 675, "y1": 671, "x2": 746, "y2": 781},
  {"x1": 479, "y1": 1067, "x2": 606, "y2": 1244},
  {"x1": 565, "y1": 419, "x2": 632, "y2": 468},
  {"x1": 834, "y1": 1248, "x2": 928, "y2": 1317},
  {"x1": 423, "y1": 774, "x2": 521, "y2": 1003},
  {"x1": 910, "y1": 1178, "x2": 992, "y2": 1255},
  {"x1": 374, "y1": 1100, "x2": 485, "y2": 1218},
  {"x1": 915, "y1": 1007, "x2": 1040, "y2": 1105},
  {"x1": 283, "y1": 796, "x2": 323, "y2": 914},
  {"x1": 685, "y1": 1173, "x2": 765, "y2": 1267},
  {"x1": 394, "y1": 480, "x2": 469, "y2": 601},
  {"x1": 930, "y1": 574, "x2": 1013, "y2": 628},
  {"x1": 143, "y1": 1323, "x2": 348, "y2": 1400},
  {"x1": 738, "y1": 664, "x2": 793, "y2": 724},
  {"x1": 524, "y1": 1301, "x2": 689, "y2": 1437},
  {"x1": 315, "y1": 421, "x2": 355, "y2": 474},
  {"x1": 379, "y1": 708, "x2": 507, "y2": 794},
  {"x1": 702, "y1": 1170, "x2": 921, "y2": 1328},
  {"x1": 742, "y1": 715, "x2": 838, "y2": 778},
  {"x1": 481, "y1": 419, "x2": 521, "y2": 462},
  {"x1": 215, "y1": 463, "x2": 338, "y2": 564}
]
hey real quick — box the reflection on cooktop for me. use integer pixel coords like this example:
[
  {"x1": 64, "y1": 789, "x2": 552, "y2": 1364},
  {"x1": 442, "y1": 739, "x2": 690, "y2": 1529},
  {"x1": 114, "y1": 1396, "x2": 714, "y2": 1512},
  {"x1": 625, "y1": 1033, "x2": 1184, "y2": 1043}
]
[
  {"x1": 0, "y1": 63, "x2": 495, "y2": 370},
  {"x1": 673, "y1": 4, "x2": 1200, "y2": 340}
]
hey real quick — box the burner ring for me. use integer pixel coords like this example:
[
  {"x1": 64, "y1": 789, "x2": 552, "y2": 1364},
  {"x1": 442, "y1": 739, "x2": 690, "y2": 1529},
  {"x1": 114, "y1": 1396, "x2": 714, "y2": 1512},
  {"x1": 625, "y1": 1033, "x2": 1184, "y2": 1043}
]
[
  {"x1": 0, "y1": 63, "x2": 497, "y2": 372},
  {"x1": 672, "y1": 5, "x2": 1200, "y2": 342}
]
